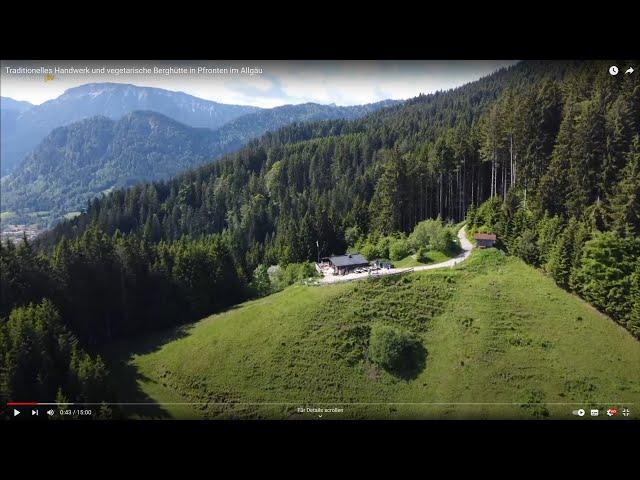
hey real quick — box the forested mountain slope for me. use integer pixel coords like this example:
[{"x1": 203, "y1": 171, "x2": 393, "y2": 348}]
[
  {"x1": 43, "y1": 60, "x2": 586, "y2": 253},
  {"x1": 2, "y1": 100, "x2": 399, "y2": 227},
  {"x1": 199, "y1": 98, "x2": 401, "y2": 158},
  {"x1": 1, "y1": 112, "x2": 227, "y2": 223}
]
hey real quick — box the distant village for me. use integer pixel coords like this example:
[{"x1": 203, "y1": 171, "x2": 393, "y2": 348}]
[{"x1": 0, "y1": 223, "x2": 43, "y2": 243}]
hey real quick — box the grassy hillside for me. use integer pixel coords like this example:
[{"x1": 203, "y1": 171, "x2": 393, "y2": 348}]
[{"x1": 105, "y1": 249, "x2": 640, "y2": 420}]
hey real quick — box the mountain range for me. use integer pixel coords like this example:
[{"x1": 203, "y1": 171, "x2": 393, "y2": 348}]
[
  {"x1": 1, "y1": 83, "x2": 262, "y2": 176},
  {"x1": 1, "y1": 85, "x2": 400, "y2": 226}
]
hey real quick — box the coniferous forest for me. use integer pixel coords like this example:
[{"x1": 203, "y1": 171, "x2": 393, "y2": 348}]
[{"x1": 1, "y1": 60, "x2": 639, "y2": 407}]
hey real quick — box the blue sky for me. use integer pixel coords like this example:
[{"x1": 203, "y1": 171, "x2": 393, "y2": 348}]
[{"x1": 1, "y1": 60, "x2": 517, "y2": 108}]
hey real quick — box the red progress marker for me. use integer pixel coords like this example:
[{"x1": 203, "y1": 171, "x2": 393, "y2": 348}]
[{"x1": 7, "y1": 402, "x2": 39, "y2": 406}]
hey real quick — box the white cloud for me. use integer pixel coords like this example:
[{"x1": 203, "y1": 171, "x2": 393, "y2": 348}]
[{"x1": 1, "y1": 60, "x2": 517, "y2": 107}]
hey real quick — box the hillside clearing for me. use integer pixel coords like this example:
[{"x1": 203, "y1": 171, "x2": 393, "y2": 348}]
[{"x1": 104, "y1": 249, "x2": 640, "y2": 420}]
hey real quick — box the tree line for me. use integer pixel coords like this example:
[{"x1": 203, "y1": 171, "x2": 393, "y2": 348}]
[{"x1": 466, "y1": 136, "x2": 640, "y2": 335}]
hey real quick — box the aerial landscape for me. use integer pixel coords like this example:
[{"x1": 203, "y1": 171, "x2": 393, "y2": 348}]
[{"x1": 1, "y1": 59, "x2": 638, "y2": 420}]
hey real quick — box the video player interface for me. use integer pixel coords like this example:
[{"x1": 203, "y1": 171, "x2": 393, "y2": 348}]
[{"x1": 1, "y1": 59, "x2": 638, "y2": 421}]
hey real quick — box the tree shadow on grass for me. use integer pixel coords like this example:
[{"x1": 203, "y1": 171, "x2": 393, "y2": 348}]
[
  {"x1": 103, "y1": 326, "x2": 192, "y2": 420},
  {"x1": 101, "y1": 302, "x2": 252, "y2": 419},
  {"x1": 108, "y1": 362, "x2": 171, "y2": 419},
  {"x1": 388, "y1": 343, "x2": 429, "y2": 381}
]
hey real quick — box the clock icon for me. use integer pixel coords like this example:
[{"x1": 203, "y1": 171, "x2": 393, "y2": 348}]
[{"x1": 609, "y1": 65, "x2": 619, "y2": 76}]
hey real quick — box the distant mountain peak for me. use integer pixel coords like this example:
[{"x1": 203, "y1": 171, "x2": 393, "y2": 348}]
[{"x1": 59, "y1": 82, "x2": 259, "y2": 109}]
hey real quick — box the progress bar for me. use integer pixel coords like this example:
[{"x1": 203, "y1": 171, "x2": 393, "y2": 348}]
[{"x1": 7, "y1": 401, "x2": 636, "y2": 406}]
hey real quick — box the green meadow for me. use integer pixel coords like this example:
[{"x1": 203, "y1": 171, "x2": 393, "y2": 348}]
[
  {"x1": 393, "y1": 250, "x2": 452, "y2": 268},
  {"x1": 105, "y1": 249, "x2": 640, "y2": 420}
]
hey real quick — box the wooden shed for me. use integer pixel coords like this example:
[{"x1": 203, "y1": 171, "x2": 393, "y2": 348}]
[{"x1": 474, "y1": 233, "x2": 497, "y2": 248}]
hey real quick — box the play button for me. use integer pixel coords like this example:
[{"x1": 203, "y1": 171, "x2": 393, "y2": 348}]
[{"x1": 14, "y1": 409, "x2": 20, "y2": 417}]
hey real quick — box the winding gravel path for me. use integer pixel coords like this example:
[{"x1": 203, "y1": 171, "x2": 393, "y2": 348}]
[{"x1": 319, "y1": 225, "x2": 474, "y2": 284}]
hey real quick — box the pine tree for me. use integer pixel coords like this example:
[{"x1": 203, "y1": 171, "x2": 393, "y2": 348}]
[
  {"x1": 602, "y1": 88, "x2": 635, "y2": 196},
  {"x1": 608, "y1": 136, "x2": 640, "y2": 236},
  {"x1": 52, "y1": 236, "x2": 72, "y2": 284},
  {"x1": 545, "y1": 227, "x2": 573, "y2": 288},
  {"x1": 537, "y1": 101, "x2": 576, "y2": 215},
  {"x1": 479, "y1": 104, "x2": 505, "y2": 199},
  {"x1": 565, "y1": 92, "x2": 607, "y2": 217},
  {"x1": 369, "y1": 148, "x2": 407, "y2": 235},
  {"x1": 535, "y1": 213, "x2": 565, "y2": 266}
]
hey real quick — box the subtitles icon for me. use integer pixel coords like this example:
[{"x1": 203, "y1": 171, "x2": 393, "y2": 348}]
[{"x1": 590, "y1": 409, "x2": 599, "y2": 417}]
